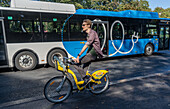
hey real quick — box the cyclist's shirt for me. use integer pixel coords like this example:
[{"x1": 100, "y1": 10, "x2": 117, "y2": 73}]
[
  {"x1": 87, "y1": 45, "x2": 97, "y2": 56},
  {"x1": 85, "y1": 29, "x2": 103, "y2": 58}
]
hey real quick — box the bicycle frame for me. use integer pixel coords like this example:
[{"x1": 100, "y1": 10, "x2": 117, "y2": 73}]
[
  {"x1": 56, "y1": 61, "x2": 85, "y2": 90},
  {"x1": 55, "y1": 60, "x2": 109, "y2": 91},
  {"x1": 44, "y1": 57, "x2": 110, "y2": 104}
]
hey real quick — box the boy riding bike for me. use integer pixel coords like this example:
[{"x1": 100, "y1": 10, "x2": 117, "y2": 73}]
[
  {"x1": 44, "y1": 19, "x2": 109, "y2": 103},
  {"x1": 74, "y1": 19, "x2": 104, "y2": 86}
]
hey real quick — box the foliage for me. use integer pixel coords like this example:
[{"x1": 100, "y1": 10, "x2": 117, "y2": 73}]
[
  {"x1": 154, "y1": 7, "x2": 170, "y2": 18},
  {"x1": 0, "y1": 0, "x2": 169, "y2": 18},
  {"x1": 0, "y1": 0, "x2": 10, "y2": 7}
]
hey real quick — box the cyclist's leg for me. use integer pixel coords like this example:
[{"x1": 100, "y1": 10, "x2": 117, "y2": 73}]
[
  {"x1": 72, "y1": 64, "x2": 84, "y2": 78},
  {"x1": 80, "y1": 53, "x2": 96, "y2": 78},
  {"x1": 72, "y1": 53, "x2": 94, "y2": 78},
  {"x1": 82, "y1": 62, "x2": 91, "y2": 75}
]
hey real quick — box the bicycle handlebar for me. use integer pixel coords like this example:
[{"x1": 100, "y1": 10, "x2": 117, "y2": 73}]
[{"x1": 54, "y1": 56, "x2": 76, "y2": 67}]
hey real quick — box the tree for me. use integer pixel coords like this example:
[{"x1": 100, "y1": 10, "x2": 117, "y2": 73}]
[
  {"x1": 154, "y1": 7, "x2": 170, "y2": 18},
  {"x1": 117, "y1": 0, "x2": 151, "y2": 11},
  {"x1": 28, "y1": 0, "x2": 152, "y2": 12},
  {"x1": 1, "y1": 0, "x2": 169, "y2": 18},
  {"x1": 0, "y1": 0, "x2": 10, "y2": 7}
]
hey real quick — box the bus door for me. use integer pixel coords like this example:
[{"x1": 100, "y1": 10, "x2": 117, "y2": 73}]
[
  {"x1": 91, "y1": 20, "x2": 109, "y2": 56},
  {"x1": 159, "y1": 26, "x2": 170, "y2": 50},
  {"x1": 0, "y1": 18, "x2": 8, "y2": 67}
]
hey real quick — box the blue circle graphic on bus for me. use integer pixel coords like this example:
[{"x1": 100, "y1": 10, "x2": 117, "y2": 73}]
[
  {"x1": 61, "y1": 14, "x2": 73, "y2": 42},
  {"x1": 61, "y1": 14, "x2": 78, "y2": 58}
]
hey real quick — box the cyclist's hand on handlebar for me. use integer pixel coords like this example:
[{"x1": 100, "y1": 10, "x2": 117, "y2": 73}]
[{"x1": 74, "y1": 56, "x2": 80, "y2": 63}]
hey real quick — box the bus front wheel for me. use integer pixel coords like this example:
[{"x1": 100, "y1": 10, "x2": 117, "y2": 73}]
[
  {"x1": 48, "y1": 49, "x2": 67, "y2": 67},
  {"x1": 15, "y1": 51, "x2": 37, "y2": 71},
  {"x1": 144, "y1": 44, "x2": 153, "y2": 56}
]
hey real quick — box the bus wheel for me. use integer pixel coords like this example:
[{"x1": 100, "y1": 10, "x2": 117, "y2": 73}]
[
  {"x1": 48, "y1": 49, "x2": 67, "y2": 67},
  {"x1": 144, "y1": 44, "x2": 153, "y2": 56},
  {"x1": 15, "y1": 51, "x2": 37, "y2": 71}
]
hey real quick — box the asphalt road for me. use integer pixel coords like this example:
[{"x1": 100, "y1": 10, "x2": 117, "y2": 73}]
[{"x1": 0, "y1": 51, "x2": 170, "y2": 109}]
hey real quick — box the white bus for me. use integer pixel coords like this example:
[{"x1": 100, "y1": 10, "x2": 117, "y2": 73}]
[{"x1": 0, "y1": 0, "x2": 76, "y2": 70}]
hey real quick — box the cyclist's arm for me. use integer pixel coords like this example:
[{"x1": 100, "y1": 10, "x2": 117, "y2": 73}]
[
  {"x1": 75, "y1": 44, "x2": 88, "y2": 63},
  {"x1": 78, "y1": 44, "x2": 88, "y2": 56}
]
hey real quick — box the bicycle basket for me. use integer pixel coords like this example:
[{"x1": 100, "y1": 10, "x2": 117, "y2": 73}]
[{"x1": 54, "y1": 57, "x2": 66, "y2": 71}]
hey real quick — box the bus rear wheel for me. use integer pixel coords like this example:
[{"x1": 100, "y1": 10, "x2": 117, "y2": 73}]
[
  {"x1": 15, "y1": 51, "x2": 37, "y2": 71},
  {"x1": 48, "y1": 49, "x2": 67, "y2": 67},
  {"x1": 144, "y1": 44, "x2": 153, "y2": 56}
]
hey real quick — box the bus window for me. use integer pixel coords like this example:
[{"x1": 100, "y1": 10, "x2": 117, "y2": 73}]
[
  {"x1": 142, "y1": 19, "x2": 158, "y2": 38},
  {"x1": 9, "y1": 21, "x2": 21, "y2": 32},
  {"x1": 112, "y1": 22, "x2": 123, "y2": 39},
  {"x1": 43, "y1": 22, "x2": 53, "y2": 33},
  {"x1": 147, "y1": 23, "x2": 158, "y2": 36},
  {"x1": 69, "y1": 15, "x2": 87, "y2": 41},
  {"x1": 147, "y1": 25, "x2": 157, "y2": 36},
  {"x1": 7, "y1": 20, "x2": 41, "y2": 42},
  {"x1": 21, "y1": 21, "x2": 33, "y2": 33},
  {"x1": 41, "y1": 13, "x2": 67, "y2": 42},
  {"x1": 4, "y1": 11, "x2": 42, "y2": 43},
  {"x1": 127, "y1": 19, "x2": 142, "y2": 38},
  {"x1": 34, "y1": 21, "x2": 40, "y2": 33},
  {"x1": 9, "y1": 20, "x2": 33, "y2": 33}
]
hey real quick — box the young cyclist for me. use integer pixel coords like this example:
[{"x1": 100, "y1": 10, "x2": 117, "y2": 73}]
[{"x1": 74, "y1": 19, "x2": 104, "y2": 85}]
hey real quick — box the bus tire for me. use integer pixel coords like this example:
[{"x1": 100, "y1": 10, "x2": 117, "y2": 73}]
[
  {"x1": 15, "y1": 51, "x2": 37, "y2": 71},
  {"x1": 144, "y1": 44, "x2": 153, "y2": 56},
  {"x1": 48, "y1": 49, "x2": 67, "y2": 67}
]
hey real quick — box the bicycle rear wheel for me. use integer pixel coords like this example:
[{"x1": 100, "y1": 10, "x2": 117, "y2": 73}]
[
  {"x1": 44, "y1": 76, "x2": 72, "y2": 103},
  {"x1": 88, "y1": 74, "x2": 109, "y2": 95}
]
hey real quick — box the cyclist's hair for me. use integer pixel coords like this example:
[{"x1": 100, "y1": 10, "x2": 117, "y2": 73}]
[{"x1": 83, "y1": 19, "x2": 92, "y2": 28}]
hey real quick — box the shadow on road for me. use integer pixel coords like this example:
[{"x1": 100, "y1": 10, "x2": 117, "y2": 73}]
[{"x1": 48, "y1": 74, "x2": 170, "y2": 109}]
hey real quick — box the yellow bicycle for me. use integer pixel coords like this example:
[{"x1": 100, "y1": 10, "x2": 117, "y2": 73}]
[{"x1": 44, "y1": 56, "x2": 109, "y2": 103}]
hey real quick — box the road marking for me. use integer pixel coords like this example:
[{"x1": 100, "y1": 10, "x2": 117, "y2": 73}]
[
  {"x1": 109, "y1": 71, "x2": 170, "y2": 85},
  {"x1": 0, "y1": 96, "x2": 44, "y2": 108}
]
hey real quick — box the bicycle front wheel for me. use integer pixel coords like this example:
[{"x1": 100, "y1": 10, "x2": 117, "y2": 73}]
[
  {"x1": 88, "y1": 74, "x2": 109, "y2": 95},
  {"x1": 44, "y1": 76, "x2": 72, "y2": 103}
]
